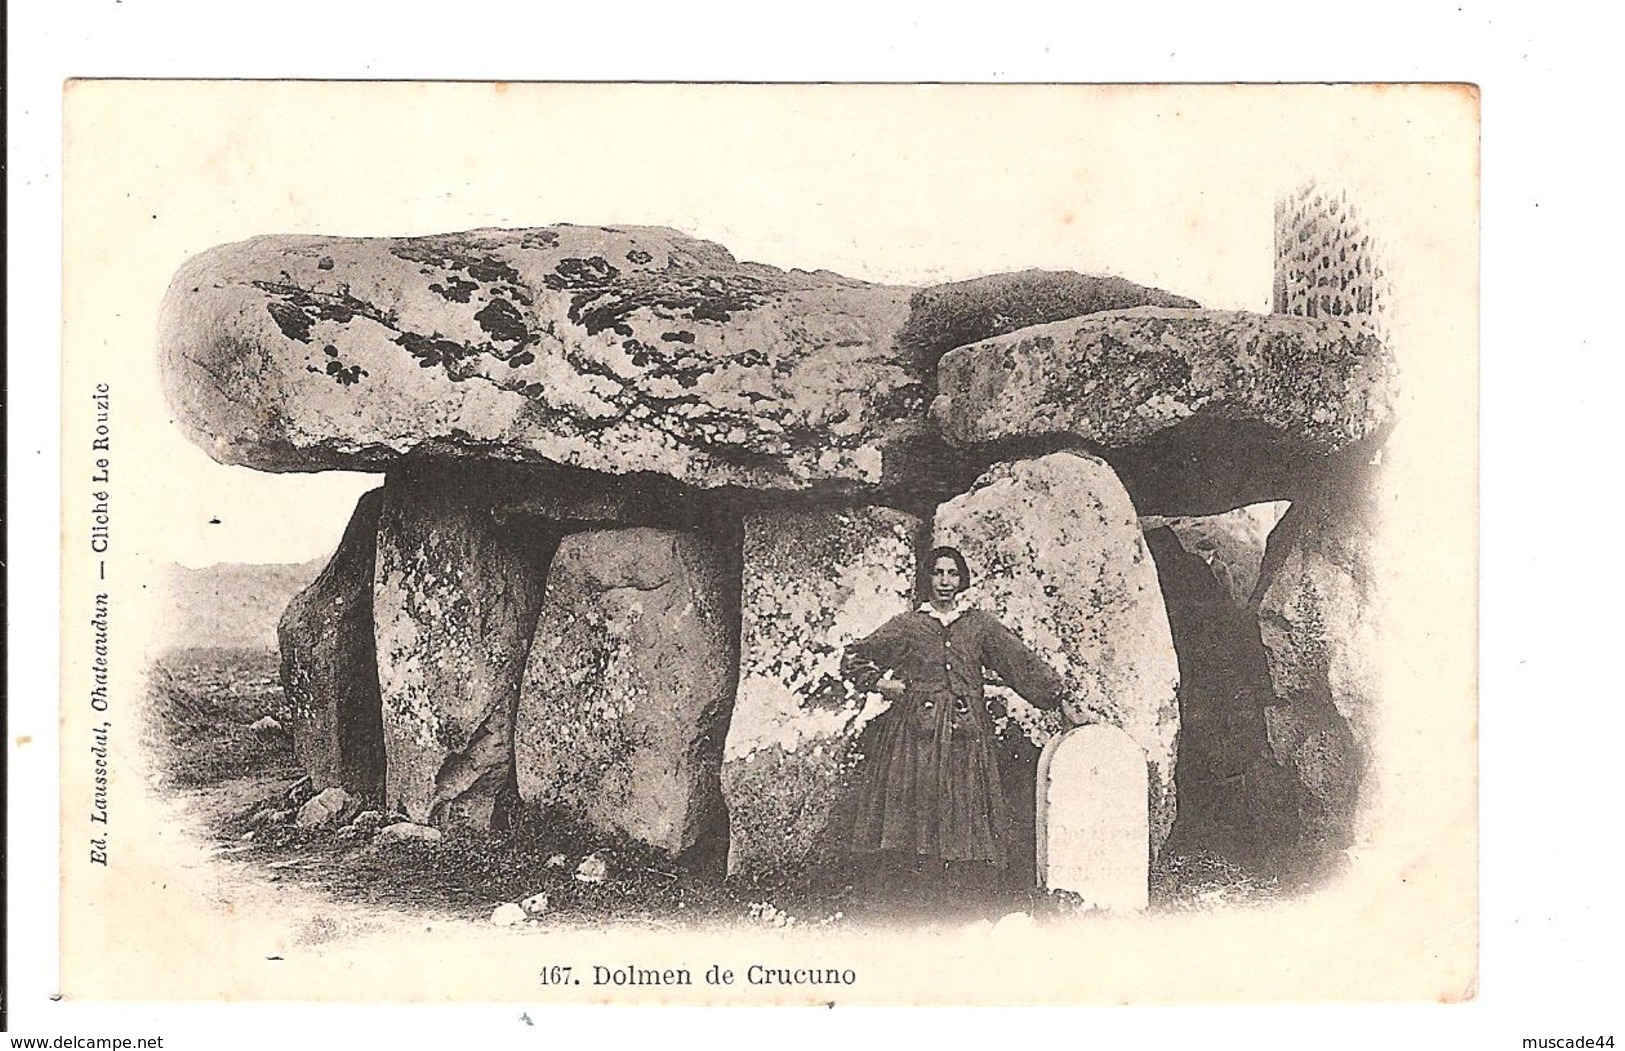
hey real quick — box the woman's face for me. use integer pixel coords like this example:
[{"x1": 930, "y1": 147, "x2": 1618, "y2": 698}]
[{"x1": 930, "y1": 556, "x2": 963, "y2": 602}]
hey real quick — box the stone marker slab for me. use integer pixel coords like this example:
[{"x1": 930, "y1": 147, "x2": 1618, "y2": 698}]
[{"x1": 1037, "y1": 724, "x2": 1149, "y2": 911}]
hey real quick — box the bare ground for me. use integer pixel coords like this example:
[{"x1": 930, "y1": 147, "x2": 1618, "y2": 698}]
[{"x1": 144, "y1": 648, "x2": 1282, "y2": 934}]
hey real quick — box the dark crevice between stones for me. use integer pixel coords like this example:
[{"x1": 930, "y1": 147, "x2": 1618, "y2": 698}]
[
  {"x1": 277, "y1": 486, "x2": 388, "y2": 801},
  {"x1": 1146, "y1": 525, "x2": 1303, "y2": 878},
  {"x1": 885, "y1": 434, "x2": 1103, "y2": 519},
  {"x1": 331, "y1": 492, "x2": 388, "y2": 800},
  {"x1": 676, "y1": 507, "x2": 746, "y2": 878},
  {"x1": 486, "y1": 521, "x2": 566, "y2": 835},
  {"x1": 1147, "y1": 458, "x2": 1382, "y2": 889}
]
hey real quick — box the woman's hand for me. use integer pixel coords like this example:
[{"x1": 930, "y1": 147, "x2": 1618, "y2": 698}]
[{"x1": 876, "y1": 674, "x2": 905, "y2": 702}]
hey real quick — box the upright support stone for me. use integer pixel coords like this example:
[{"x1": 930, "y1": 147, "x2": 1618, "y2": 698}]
[
  {"x1": 934, "y1": 450, "x2": 1180, "y2": 857},
  {"x1": 722, "y1": 506, "x2": 920, "y2": 884},
  {"x1": 1255, "y1": 477, "x2": 1381, "y2": 859},
  {"x1": 1037, "y1": 725, "x2": 1149, "y2": 911},
  {"x1": 514, "y1": 526, "x2": 737, "y2": 858},
  {"x1": 278, "y1": 487, "x2": 387, "y2": 797},
  {"x1": 373, "y1": 478, "x2": 549, "y2": 827}
]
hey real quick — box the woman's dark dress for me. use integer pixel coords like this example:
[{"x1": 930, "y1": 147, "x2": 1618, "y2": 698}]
[{"x1": 841, "y1": 606, "x2": 1063, "y2": 871}]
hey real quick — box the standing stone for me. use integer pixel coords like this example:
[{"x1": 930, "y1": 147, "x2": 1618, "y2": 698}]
[
  {"x1": 1255, "y1": 477, "x2": 1381, "y2": 857},
  {"x1": 278, "y1": 488, "x2": 387, "y2": 797},
  {"x1": 722, "y1": 507, "x2": 919, "y2": 883},
  {"x1": 933, "y1": 450, "x2": 1180, "y2": 856},
  {"x1": 514, "y1": 527, "x2": 737, "y2": 857},
  {"x1": 1037, "y1": 725, "x2": 1149, "y2": 911},
  {"x1": 373, "y1": 478, "x2": 549, "y2": 827}
]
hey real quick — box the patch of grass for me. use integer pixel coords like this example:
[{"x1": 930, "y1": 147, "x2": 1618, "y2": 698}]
[
  {"x1": 154, "y1": 649, "x2": 1281, "y2": 928},
  {"x1": 144, "y1": 648, "x2": 300, "y2": 787}
]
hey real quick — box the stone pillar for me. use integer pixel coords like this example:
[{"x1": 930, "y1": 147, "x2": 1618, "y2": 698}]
[
  {"x1": 722, "y1": 506, "x2": 919, "y2": 885},
  {"x1": 1255, "y1": 476, "x2": 1381, "y2": 863},
  {"x1": 514, "y1": 526, "x2": 737, "y2": 859},
  {"x1": 934, "y1": 450, "x2": 1181, "y2": 857},
  {"x1": 278, "y1": 487, "x2": 387, "y2": 797},
  {"x1": 373, "y1": 476, "x2": 549, "y2": 827},
  {"x1": 1274, "y1": 182, "x2": 1391, "y2": 340}
]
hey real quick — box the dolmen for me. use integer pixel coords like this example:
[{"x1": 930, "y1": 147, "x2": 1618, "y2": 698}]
[{"x1": 160, "y1": 204, "x2": 1394, "y2": 886}]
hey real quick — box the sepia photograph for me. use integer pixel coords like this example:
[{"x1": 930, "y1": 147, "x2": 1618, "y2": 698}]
[{"x1": 49, "y1": 80, "x2": 1479, "y2": 1009}]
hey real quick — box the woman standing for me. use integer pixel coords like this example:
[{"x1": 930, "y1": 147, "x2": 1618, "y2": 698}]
[{"x1": 841, "y1": 547, "x2": 1064, "y2": 913}]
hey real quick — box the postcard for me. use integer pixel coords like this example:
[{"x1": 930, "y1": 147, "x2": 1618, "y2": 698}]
[{"x1": 57, "y1": 81, "x2": 1478, "y2": 1005}]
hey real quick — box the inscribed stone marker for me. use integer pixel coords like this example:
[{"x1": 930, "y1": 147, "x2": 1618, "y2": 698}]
[{"x1": 1037, "y1": 725, "x2": 1149, "y2": 912}]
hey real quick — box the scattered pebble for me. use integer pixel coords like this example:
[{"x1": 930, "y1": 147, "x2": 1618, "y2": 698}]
[
  {"x1": 575, "y1": 854, "x2": 609, "y2": 884},
  {"x1": 249, "y1": 716, "x2": 283, "y2": 735},
  {"x1": 375, "y1": 822, "x2": 443, "y2": 847},
  {"x1": 296, "y1": 787, "x2": 353, "y2": 828},
  {"x1": 992, "y1": 911, "x2": 1036, "y2": 935},
  {"x1": 490, "y1": 903, "x2": 526, "y2": 927},
  {"x1": 250, "y1": 807, "x2": 291, "y2": 829}
]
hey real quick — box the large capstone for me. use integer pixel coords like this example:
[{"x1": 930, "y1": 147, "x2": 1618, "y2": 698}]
[
  {"x1": 514, "y1": 526, "x2": 738, "y2": 859},
  {"x1": 931, "y1": 308, "x2": 1396, "y2": 514},
  {"x1": 933, "y1": 451, "x2": 1181, "y2": 855},
  {"x1": 277, "y1": 487, "x2": 386, "y2": 797},
  {"x1": 372, "y1": 472, "x2": 551, "y2": 827},
  {"x1": 722, "y1": 506, "x2": 920, "y2": 885},
  {"x1": 157, "y1": 226, "x2": 1194, "y2": 497}
]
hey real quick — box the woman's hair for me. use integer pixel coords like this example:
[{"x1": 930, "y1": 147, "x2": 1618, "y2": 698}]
[{"x1": 926, "y1": 546, "x2": 972, "y2": 594}]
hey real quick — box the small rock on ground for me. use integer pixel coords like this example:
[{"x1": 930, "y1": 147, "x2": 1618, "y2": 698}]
[{"x1": 374, "y1": 821, "x2": 443, "y2": 847}]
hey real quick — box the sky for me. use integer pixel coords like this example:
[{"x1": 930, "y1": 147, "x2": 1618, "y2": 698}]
[{"x1": 61, "y1": 82, "x2": 1473, "y2": 568}]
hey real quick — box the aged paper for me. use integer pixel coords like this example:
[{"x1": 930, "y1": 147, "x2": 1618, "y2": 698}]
[{"x1": 57, "y1": 81, "x2": 1477, "y2": 1007}]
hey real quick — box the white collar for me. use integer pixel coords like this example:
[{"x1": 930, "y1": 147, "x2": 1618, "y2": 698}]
[{"x1": 918, "y1": 598, "x2": 965, "y2": 627}]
